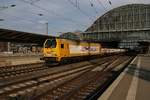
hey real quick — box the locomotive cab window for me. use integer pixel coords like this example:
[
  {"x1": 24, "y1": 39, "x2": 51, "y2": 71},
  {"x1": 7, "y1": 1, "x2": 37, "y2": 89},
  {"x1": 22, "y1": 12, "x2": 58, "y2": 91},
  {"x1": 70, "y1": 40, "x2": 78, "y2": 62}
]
[
  {"x1": 45, "y1": 39, "x2": 56, "y2": 48},
  {"x1": 61, "y1": 44, "x2": 64, "y2": 48}
]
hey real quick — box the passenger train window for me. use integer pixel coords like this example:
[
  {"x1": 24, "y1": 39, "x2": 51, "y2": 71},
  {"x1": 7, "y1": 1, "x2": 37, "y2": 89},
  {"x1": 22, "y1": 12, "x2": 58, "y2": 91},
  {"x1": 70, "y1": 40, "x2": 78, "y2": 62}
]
[{"x1": 61, "y1": 44, "x2": 64, "y2": 48}]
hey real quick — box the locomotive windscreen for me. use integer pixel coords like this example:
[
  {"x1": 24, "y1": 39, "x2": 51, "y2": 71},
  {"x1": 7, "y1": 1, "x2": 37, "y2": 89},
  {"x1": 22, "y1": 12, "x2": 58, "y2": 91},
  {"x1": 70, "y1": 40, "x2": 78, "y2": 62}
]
[{"x1": 45, "y1": 38, "x2": 56, "y2": 48}]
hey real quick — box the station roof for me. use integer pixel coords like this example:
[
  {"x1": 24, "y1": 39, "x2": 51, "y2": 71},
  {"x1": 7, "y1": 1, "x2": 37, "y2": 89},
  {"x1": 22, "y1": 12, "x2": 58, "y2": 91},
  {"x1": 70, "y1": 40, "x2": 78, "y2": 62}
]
[
  {"x1": 82, "y1": 4, "x2": 150, "y2": 43},
  {"x1": 0, "y1": 28, "x2": 55, "y2": 45}
]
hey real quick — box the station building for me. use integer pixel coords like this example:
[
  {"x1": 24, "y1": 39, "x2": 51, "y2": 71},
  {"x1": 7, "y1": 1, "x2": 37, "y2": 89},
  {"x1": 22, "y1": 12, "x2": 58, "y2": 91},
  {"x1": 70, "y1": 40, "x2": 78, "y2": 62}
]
[
  {"x1": 61, "y1": 4, "x2": 150, "y2": 52},
  {"x1": 82, "y1": 4, "x2": 150, "y2": 50}
]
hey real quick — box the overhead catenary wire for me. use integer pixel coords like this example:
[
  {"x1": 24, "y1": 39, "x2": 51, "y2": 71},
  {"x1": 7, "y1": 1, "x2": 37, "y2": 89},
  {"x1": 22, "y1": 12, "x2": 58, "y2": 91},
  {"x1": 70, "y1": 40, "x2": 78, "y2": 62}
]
[
  {"x1": 96, "y1": 0, "x2": 108, "y2": 12},
  {"x1": 30, "y1": 0, "x2": 41, "y2": 4},
  {"x1": 75, "y1": 0, "x2": 79, "y2": 8},
  {"x1": 0, "y1": 10, "x2": 41, "y2": 25},
  {"x1": 107, "y1": 0, "x2": 112, "y2": 5},
  {"x1": 1, "y1": 0, "x2": 61, "y2": 28},
  {"x1": 0, "y1": 10, "x2": 70, "y2": 34},
  {"x1": 0, "y1": 0, "x2": 16, "y2": 11},
  {"x1": 67, "y1": 0, "x2": 94, "y2": 22},
  {"x1": 88, "y1": 0, "x2": 99, "y2": 16},
  {"x1": 3, "y1": 0, "x2": 113, "y2": 33},
  {"x1": 20, "y1": 0, "x2": 88, "y2": 27},
  {"x1": 0, "y1": 0, "x2": 81, "y2": 34}
]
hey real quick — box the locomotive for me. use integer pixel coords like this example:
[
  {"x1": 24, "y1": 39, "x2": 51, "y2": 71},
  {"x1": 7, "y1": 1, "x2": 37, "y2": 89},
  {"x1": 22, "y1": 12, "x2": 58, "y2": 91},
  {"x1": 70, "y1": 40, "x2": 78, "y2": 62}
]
[{"x1": 41, "y1": 38, "x2": 125, "y2": 63}]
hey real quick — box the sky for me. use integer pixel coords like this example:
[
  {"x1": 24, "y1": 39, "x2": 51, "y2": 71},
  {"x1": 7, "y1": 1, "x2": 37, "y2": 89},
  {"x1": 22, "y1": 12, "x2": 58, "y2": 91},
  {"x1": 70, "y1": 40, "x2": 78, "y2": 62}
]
[{"x1": 0, "y1": 0, "x2": 150, "y2": 36}]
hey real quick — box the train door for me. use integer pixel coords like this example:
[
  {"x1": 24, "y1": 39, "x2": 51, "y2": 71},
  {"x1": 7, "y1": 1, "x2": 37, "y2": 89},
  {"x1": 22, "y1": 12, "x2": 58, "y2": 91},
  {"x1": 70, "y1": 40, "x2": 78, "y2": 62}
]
[{"x1": 59, "y1": 41, "x2": 69, "y2": 58}]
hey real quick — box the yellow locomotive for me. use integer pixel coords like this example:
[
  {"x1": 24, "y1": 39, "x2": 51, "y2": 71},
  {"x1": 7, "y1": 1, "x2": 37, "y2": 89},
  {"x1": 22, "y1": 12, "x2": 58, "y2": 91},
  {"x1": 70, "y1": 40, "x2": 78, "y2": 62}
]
[
  {"x1": 41, "y1": 38, "x2": 126, "y2": 63},
  {"x1": 42, "y1": 38, "x2": 101, "y2": 63}
]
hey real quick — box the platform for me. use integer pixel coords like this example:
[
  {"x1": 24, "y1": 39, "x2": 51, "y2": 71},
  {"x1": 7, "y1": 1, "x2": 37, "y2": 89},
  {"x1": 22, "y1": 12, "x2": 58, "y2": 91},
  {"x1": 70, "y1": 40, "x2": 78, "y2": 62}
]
[
  {"x1": 0, "y1": 54, "x2": 43, "y2": 67},
  {"x1": 99, "y1": 54, "x2": 150, "y2": 100}
]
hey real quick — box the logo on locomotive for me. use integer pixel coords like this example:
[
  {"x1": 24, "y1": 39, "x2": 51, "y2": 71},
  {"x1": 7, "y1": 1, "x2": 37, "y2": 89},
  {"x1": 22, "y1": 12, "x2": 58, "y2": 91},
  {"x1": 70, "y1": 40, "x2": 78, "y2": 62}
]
[{"x1": 81, "y1": 46, "x2": 97, "y2": 51}]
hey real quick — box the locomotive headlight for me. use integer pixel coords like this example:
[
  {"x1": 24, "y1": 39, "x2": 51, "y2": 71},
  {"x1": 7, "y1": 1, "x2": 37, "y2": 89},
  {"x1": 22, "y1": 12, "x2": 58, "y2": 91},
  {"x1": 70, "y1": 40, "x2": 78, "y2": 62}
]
[
  {"x1": 46, "y1": 51, "x2": 51, "y2": 54},
  {"x1": 51, "y1": 53, "x2": 56, "y2": 56},
  {"x1": 45, "y1": 53, "x2": 56, "y2": 57}
]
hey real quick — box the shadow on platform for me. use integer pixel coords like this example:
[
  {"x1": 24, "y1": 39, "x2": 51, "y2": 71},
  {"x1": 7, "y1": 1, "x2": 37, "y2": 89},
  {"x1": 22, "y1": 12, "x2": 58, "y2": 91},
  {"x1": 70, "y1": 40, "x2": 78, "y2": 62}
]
[{"x1": 126, "y1": 64, "x2": 150, "y2": 82}]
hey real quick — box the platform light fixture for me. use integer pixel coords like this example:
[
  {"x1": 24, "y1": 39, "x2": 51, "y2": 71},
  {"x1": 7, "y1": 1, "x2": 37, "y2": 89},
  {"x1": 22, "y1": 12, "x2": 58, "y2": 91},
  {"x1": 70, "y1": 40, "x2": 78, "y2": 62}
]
[
  {"x1": 0, "y1": 4, "x2": 16, "y2": 11},
  {"x1": 0, "y1": 19, "x2": 4, "y2": 21},
  {"x1": 10, "y1": 5, "x2": 16, "y2": 7},
  {"x1": 38, "y1": 13, "x2": 43, "y2": 16}
]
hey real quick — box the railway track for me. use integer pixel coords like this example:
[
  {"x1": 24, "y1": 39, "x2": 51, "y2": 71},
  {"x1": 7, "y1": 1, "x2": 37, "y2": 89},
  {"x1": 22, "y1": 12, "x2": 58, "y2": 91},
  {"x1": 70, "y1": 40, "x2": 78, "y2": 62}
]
[
  {"x1": 0, "y1": 55, "x2": 132, "y2": 100},
  {"x1": 0, "y1": 63, "x2": 48, "y2": 79},
  {"x1": 0, "y1": 55, "x2": 116, "y2": 82},
  {"x1": 37, "y1": 56, "x2": 132, "y2": 100}
]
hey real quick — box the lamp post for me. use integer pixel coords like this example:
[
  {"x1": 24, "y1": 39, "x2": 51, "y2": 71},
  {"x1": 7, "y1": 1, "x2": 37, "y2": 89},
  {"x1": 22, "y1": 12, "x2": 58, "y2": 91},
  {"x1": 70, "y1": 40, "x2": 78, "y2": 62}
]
[
  {"x1": 37, "y1": 14, "x2": 48, "y2": 35},
  {"x1": 46, "y1": 22, "x2": 48, "y2": 35}
]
